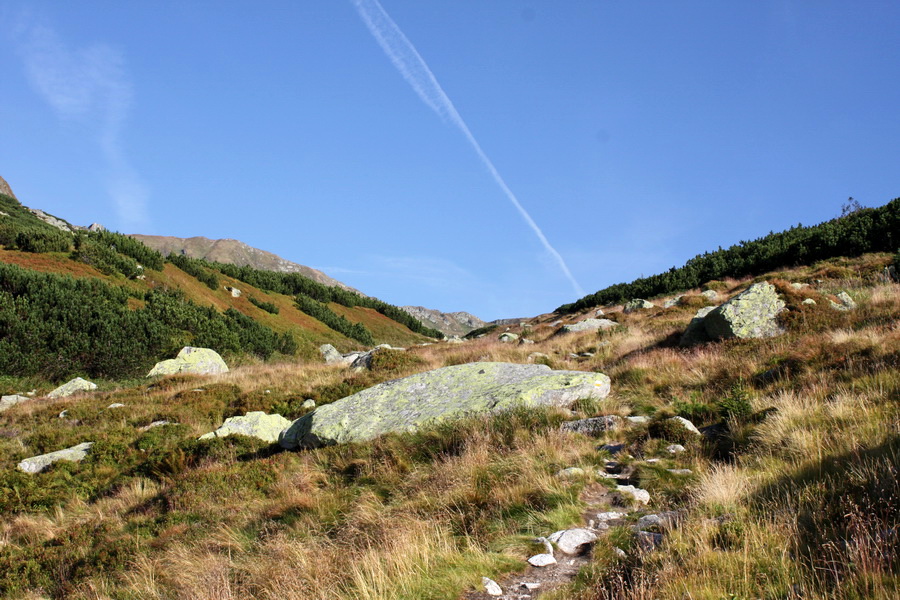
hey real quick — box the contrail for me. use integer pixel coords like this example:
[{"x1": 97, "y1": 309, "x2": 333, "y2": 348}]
[{"x1": 352, "y1": 0, "x2": 585, "y2": 297}]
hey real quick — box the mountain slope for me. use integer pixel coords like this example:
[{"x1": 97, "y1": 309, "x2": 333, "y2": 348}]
[
  {"x1": 129, "y1": 234, "x2": 359, "y2": 293},
  {"x1": 400, "y1": 305, "x2": 486, "y2": 337}
]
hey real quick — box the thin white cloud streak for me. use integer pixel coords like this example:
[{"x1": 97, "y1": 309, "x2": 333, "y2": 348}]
[
  {"x1": 352, "y1": 0, "x2": 585, "y2": 297},
  {"x1": 15, "y1": 22, "x2": 149, "y2": 230}
]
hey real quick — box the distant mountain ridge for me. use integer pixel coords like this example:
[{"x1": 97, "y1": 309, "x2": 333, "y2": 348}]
[
  {"x1": 129, "y1": 234, "x2": 361, "y2": 294},
  {"x1": 400, "y1": 306, "x2": 486, "y2": 337}
]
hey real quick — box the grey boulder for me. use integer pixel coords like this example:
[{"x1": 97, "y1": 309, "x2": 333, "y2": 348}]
[
  {"x1": 558, "y1": 318, "x2": 618, "y2": 334},
  {"x1": 199, "y1": 411, "x2": 291, "y2": 443},
  {"x1": 560, "y1": 415, "x2": 623, "y2": 436},
  {"x1": 280, "y1": 362, "x2": 611, "y2": 449},
  {"x1": 623, "y1": 299, "x2": 655, "y2": 313},
  {"x1": 702, "y1": 282, "x2": 786, "y2": 340},
  {"x1": 47, "y1": 377, "x2": 97, "y2": 398},
  {"x1": 0, "y1": 394, "x2": 30, "y2": 412},
  {"x1": 18, "y1": 442, "x2": 93, "y2": 473},
  {"x1": 679, "y1": 306, "x2": 717, "y2": 346}
]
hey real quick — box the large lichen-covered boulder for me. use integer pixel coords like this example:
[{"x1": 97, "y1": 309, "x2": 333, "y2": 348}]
[
  {"x1": 147, "y1": 347, "x2": 228, "y2": 377},
  {"x1": 18, "y1": 442, "x2": 93, "y2": 473},
  {"x1": 703, "y1": 282, "x2": 786, "y2": 340},
  {"x1": 279, "y1": 362, "x2": 611, "y2": 449},
  {"x1": 47, "y1": 377, "x2": 97, "y2": 398},
  {"x1": 558, "y1": 318, "x2": 618, "y2": 335},
  {"x1": 199, "y1": 411, "x2": 291, "y2": 443},
  {"x1": 623, "y1": 299, "x2": 655, "y2": 313}
]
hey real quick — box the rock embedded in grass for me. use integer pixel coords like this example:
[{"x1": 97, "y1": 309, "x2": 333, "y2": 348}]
[
  {"x1": 481, "y1": 577, "x2": 502, "y2": 596},
  {"x1": 47, "y1": 377, "x2": 97, "y2": 398},
  {"x1": 702, "y1": 282, "x2": 786, "y2": 340},
  {"x1": 200, "y1": 411, "x2": 291, "y2": 443},
  {"x1": 147, "y1": 347, "x2": 228, "y2": 377},
  {"x1": 616, "y1": 485, "x2": 651, "y2": 505},
  {"x1": 18, "y1": 442, "x2": 93, "y2": 473},
  {"x1": 624, "y1": 298, "x2": 655, "y2": 313},
  {"x1": 557, "y1": 318, "x2": 618, "y2": 334},
  {"x1": 279, "y1": 362, "x2": 611, "y2": 449},
  {"x1": 560, "y1": 415, "x2": 622, "y2": 436},
  {"x1": 0, "y1": 394, "x2": 30, "y2": 412},
  {"x1": 548, "y1": 528, "x2": 598, "y2": 555},
  {"x1": 679, "y1": 306, "x2": 717, "y2": 346}
]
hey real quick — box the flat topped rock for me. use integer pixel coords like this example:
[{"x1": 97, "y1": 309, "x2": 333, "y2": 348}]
[
  {"x1": 0, "y1": 394, "x2": 30, "y2": 412},
  {"x1": 558, "y1": 318, "x2": 618, "y2": 334},
  {"x1": 199, "y1": 411, "x2": 290, "y2": 443},
  {"x1": 280, "y1": 362, "x2": 611, "y2": 449},
  {"x1": 47, "y1": 377, "x2": 97, "y2": 398},
  {"x1": 147, "y1": 347, "x2": 228, "y2": 377},
  {"x1": 18, "y1": 442, "x2": 93, "y2": 474}
]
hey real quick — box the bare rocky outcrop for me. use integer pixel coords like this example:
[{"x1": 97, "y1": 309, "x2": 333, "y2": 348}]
[
  {"x1": 0, "y1": 175, "x2": 16, "y2": 199},
  {"x1": 128, "y1": 234, "x2": 360, "y2": 294},
  {"x1": 400, "y1": 306, "x2": 486, "y2": 337}
]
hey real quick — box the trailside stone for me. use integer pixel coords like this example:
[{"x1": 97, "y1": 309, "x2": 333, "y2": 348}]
[
  {"x1": 0, "y1": 395, "x2": 30, "y2": 412},
  {"x1": 18, "y1": 442, "x2": 93, "y2": 473},
  {"x1": 47, "y1": 377, "x2": 97, "y2": 398},
  {"x1": 147, "y1": 347, "x2": 228, "y2": 377},
  {"x1": 623, "y1": 299, "x2": 655, "y2": 313},
  {"x1": 558, "y1": 318, "x2": 618, "y2": 334},
  {"x1": 481, "y1": 577, "x2": 502, "y2": 596},
  {"x1": 616, "y1": 485, "x2": 651, "y2": 505},
  {"x1": 527, "y1": 553, "x2": 556, "y2": 567},
  {"x1": 703, "y1": 282, "x2": 786, "y2": 340},
  {"x1": 560, "y1": 415, "x2": 623, "y2": 436},
  {"x1": 280, "y1": 362, "x2": 611, "y2": 449},
  {"x1": 199, "y1": 411, "x2": 291, "y2": 443},
  {"x1": 550, "y1": 528, "x2": 598, "y2": 555},
  {"x1": 498, "y1": 332, "x2": 519, "y2": 343},
  {"x1": 679, "y1": 306, "x2": 717, "y2": 346}
]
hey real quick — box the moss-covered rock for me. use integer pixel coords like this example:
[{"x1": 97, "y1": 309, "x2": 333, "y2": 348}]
[
  {"x1": 279, "y1": 362, "x2": 611, "y2": 449},
  {"x1": 199, "y1": 411, "x2": 290, "y2": 443},
  {"x1": 703, "y1": 282, "x2": 786, "y2": 340},
  {"x1": 146, "y1": 347, "x2": 228, "y2": 377}
]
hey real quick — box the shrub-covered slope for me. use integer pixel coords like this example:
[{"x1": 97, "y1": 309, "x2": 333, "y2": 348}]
[
  {"x1": 0, "y1": 191, "x2": 439, "y2": 381},
  {"x1": 558, "y1": 198, "x2": 900, "y2": 313}
]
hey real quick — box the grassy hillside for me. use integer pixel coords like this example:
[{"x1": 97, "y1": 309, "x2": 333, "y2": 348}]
[
  {"x1": 0, "y1": 192, "x2": 438, "y2": 381},
  {"x1": 0, "y1": 251, "x2": 895, "y2": 599}
]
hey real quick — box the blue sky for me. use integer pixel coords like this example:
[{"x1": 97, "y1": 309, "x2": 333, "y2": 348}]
[{"x1": 1, "y1": 1, "x2": 898, "y2": 321}]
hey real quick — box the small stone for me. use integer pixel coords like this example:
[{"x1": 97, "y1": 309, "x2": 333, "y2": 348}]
[
  {"x1": 668, "y1": 416, "x2": 701, "y2": 435},
  {"x1": 802, "y1": 298, "x2": 817, "y2": 305},
  {"x1": 645, "y1": 458, "x2": 660, "y2": 464},
  {"x1": 139, "y1": 420, "x2": 171, "y2": 431},
  {"x1": 552, "y1": 528, "x2": 598, "y2": 555},
  {"x1": 830, "y1": 291, "x2": 856, "y2": 311},
  {"x1": 666, "y1": 444, "x2": 686, "y2": 454},
  {"x1": 600, "y1": 443, "x2": 625, "y2": 455},
  {"x1": 58, "y1": 410, "x2": 68, "y2": 418},
  {"x1": 667, "y1": 469, "x2": 693, "y2": 475},
  {"x1": 482, "y1": 577, "x2": 502, "y2": 596},
  {"x1": 626, "y1": 415, "x2": 649, "y2": 424},
  {"x1": 527, "y1": 553, "x2": 556, "y2": 567},
  {"x1": 522, "y1": 582, "x2": 541, "y2": 590},
  {"x1": 556, "y1": 467, "x2": 586, "y2": 479},
  {"x1": 301, "y1": 399, "x2": 316, "y2": 410},
  {"x1": 597, "y1": 511, "x2": 627, "y2": 522},
  {"x1": 107, "y1": 403, "x2": 125, "y2": 409},
  {"x1": 561, "y1": 415, "x2": 622, "y2": 436},
  {"x1": 519, "y1": 338, "x2": 535, "y2": 345},
  {"x1": 498, "y1": 332, "x2": 519, "y2": 343},
  {"x1": 558, "y1": 318, "x2": 618, "y2": 334},
  {"x1": 701, "y1": 289, "x2": 719, "y2": 301},
  {"x1": 614, "y1": 547, "x2": 627, "y2": 558},
  {"x1": 616, "y1": 485, "x2": 651, "y2": 505}
]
